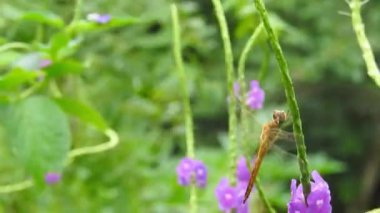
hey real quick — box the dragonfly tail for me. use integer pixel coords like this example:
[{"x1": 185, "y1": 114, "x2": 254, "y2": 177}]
[{"x1": 242, "y1": 147, "x2": 266, "y2": 203}]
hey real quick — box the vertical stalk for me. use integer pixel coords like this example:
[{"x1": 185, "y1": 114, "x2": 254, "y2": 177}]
[
  {"x1": 253, "y1": 0, "x2": 311, "y2": 197},
  {"x1": 238, "y1": 23, "x2": 264, "y2": 156},
  {"x1": 349, "y1": 0, "x2": 380, "y2": 87},
  {"x1": 66, "y1": 0, "x2": 83, "y2": 35},
  {"x1": 211, "y1": 0, "x2": 238, "y2": 185},
  {"x1": 171, "y1": 4, "x2": 197, "y2": 213},
  {"x1": 72, "y1": 0, "x2": 83, "y2": 23},
  {"x1": 237, "y1": 23, "x2": 264, "y2": 95},
  {"x1": 255, "y1": 177, "x2": 276, "y2": 213},
  {"x1": 171, "y1": 4, "x2": 195, "y2": 159},
  {"x1": 258, "y1": 46, "x2": 270, "y2": 83},
  {"x1": 238, "y1": 23, "x2": 274, "y2": 211}
]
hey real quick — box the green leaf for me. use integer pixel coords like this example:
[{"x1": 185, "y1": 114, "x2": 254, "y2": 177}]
[
  {"x1": 49, "y1": 32, "x2": 70, "y2": 59},
  {"x1": 21, "y1": 11, "x2": 64, "y2": 28},
  {"x1": 0, "y1": 51, "x2": 22, "y2": 68},
  {"x1": 44, "y1": 60, "x2": 83, "y2": 77},
  {"x1": 0, "y1": 67, "x2": 40, "y2": 90},
  {"x1": 6, "y1": 96, "x2": 71, "y2": 184},
  {"x1": 69, "y1": 16, "x2": 138, "y2": 33},
  {"x1": 54, "y1": 97, "x2": 108, "y2": 131}
]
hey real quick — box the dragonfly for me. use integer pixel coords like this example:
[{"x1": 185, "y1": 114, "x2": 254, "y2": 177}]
[{"x1": 243, "y1": 110, "x2": 296, "y2": 203}]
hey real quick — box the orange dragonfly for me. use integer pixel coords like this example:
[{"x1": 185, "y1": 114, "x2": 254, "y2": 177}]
[{"x1": 243, "y1": 110, "x2": 295, "y2": 203}]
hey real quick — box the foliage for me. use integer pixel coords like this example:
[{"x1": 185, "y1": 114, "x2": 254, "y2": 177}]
[{"x1": 0, "y1": 0, "x2": 379, "y2": 212}]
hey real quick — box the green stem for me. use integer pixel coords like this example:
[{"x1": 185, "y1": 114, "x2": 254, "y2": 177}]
[
  {"x1": 171, "y1": 4, "x2": 195, "y2": 159},
  {"x1": 256, "y1": 177, "x2": 276, "y2": 213},
  {"x1": 17, "y1": 76, "x2": 45, "y2": 101},
  {"x1": 349, "y1": 0, "x2": 380, "y2": 87},
  {"x1": 253, "y1": 0, "x2": 311, "y2": 198},
  {"x1": 66, "y1": 0, "x2": 83, "y2": 35},
  {"x1": 238, "y1": 25, "x2": 258, "y2": 156},
  {"x1": 238, "y1": 22, "x2": 264, "y2": 91},
  {"x1": 72, "y1": 0, "x2": 83, "y2": 24},
  {"x1": 238, "y1": 23, "x2": 275, "y2": 211},
  {"x1": 66, "y1": 129, "x2": 119, "y2": 164},
  {"x1": 0, "y1": 42, "x2": 31, "y2": 52},
  {"x1": 238, "y1": 23, "x2": 264, "y2": 156},
  {"x1": 0, "y1": 128, "x2": 119, "y2": 193},
  {"x1": 0, "y1": 180, "x2": 33, "y2": 193},
  {"x1": 258, "y1": 45, "x2": 270, "y2": 83},
  {"x1": 211, "y1": 0, "x2": 238, "y2": 185},
  {"x1": 171, "y1": 4, "x2": 197, "y2": 213},
  {"x1": 50, "y1": 80, "x2": 63, "y2": 98}
]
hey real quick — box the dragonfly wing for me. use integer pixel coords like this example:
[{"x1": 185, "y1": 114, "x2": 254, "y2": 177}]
[
  {"x1": 268, "y1": 129, "x2": 296, "y2": 143},
  {"x1": 267, "y1": 129, "x2": 298, "y2": 153}
]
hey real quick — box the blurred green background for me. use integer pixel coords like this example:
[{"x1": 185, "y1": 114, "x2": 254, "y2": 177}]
[{"x1": 0, "y1": 0, "x2": 379, "y2": 212}]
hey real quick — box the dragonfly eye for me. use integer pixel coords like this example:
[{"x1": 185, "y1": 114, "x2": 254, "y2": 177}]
[{"x1": 273, "y1": 110, "x2": 287, "y2": 123}]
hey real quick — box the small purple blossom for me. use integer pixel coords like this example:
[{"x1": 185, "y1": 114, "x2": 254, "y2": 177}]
[
  {"x1": 215, "y1": 156, "x2": 252, "y2": 213},
  {"x1": 237, "y1": 156, "x2": 250, "y2": 183},
  {"x1": 45, "y1": 172, "x2": 61, "y2": 184},
  {"x1": 176, "y1": 157, "x2": 208, "y2": 188},
  {"x1": 245, "y1": 80, "x2": 265, "y2": 110},
  {"x1": 87, "y1": 13, "x2": 111, "y2": 24},
  {"x1": 288, "y1": 170, "x2": 332, "y2": 213},
  {"x1": 233, "y1": 80, "x2": 265, "y2": 110},
  {"x1": 193, "y1": 160, "x2": 207, "y2": 187},
  {"x1": 39, "y1": 59, "x2": 52, "y2": 69},
  {"x1": 215, "y1": 178, "x2": 238, "y2": 211},
  {"x1": 215, "y1": 178, "x2": 249, "y2": 213}
]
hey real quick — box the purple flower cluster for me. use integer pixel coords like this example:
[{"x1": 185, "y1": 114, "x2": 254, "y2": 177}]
[
  {"x1": 245, "y1": 80, "x2": 265, "y2": 110},
  {"x1": 87, "y1": 13, "x2": 111, "y2": 24},
  {"x1": 176, "y1": 157, "x2": 207, "y2": 188},
  {"x1": 234, "y1": 80, "x2": 265, "y2": 110},
  {"x1": 215, "y1": 156, "x2": 251, "y2": 213},
  {"x1": 288, "y1": 171, "x2": 332, "y2": 213},
  {"x1": 45, "y1": 172, "x2": 61, "y2": 184}
]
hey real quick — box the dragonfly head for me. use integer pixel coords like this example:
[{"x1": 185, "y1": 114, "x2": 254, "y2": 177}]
[{"x1": 273, "y1": 110, "x2": 287, "y2": 124}]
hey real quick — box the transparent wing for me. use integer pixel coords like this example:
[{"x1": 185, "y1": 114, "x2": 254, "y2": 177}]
[{"x1": 238, "y1": 107, "x2": 296, "y2": 155}]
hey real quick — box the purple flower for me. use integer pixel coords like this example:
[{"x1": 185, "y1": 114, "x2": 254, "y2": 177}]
[
  {"x1": 288, "y1": 170, "x2": 332, "y2": 213},
  {"x1": 45, "y1": 172, "x2": 61, "y2": 184},
  {"x1": 237, "y1": 156, "x2": 250, "y2": 183},
  {"x1": 87, "y1": 13, "x2": 111, "y2": 24},
  {"x1": 176, "y1": 157, "x2": 208, "y2": 188},
  {"x1": 215, "y1": 178, "x2": 238, "y2": 211},
  {"x1": 39, "y1": 59, "x2": 52, "y2": 69},
  {"x1": 215, "y1": 156, "x2": 252, "y2": 212},
  {"x1": 215, "y1": 178, "x2": 249, "y2": 213},
  {"x1": 193, "y1": 160, "x2": 207, "y2": 188},
  {"x1": 245, "y1": 80, "x2": 265, "y2": 110}
]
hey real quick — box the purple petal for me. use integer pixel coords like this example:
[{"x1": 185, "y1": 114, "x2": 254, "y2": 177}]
[
  {"x1": 45, "y1": 172, "x2": 61, "y2": 184},
  {"x1": 236, "y1": 181, "x2": 250, "y2": 213},
  {"x1": 245, "y1": 80, "x2": 265, "y2": 110},
  {"x1": 236, "y1": 156, "x2": 250, "y2": 183},
  {"x1": 39, "y1": 59, "x2": 52, "y2": 68},
  {"x1": 193, "y1": 160, "x2": 208, "y2": 188},
  {"x1": 87, "y1": 13, "x2": 111, "y2": 24},
  {"x1": 215, "y1": 178, "x2": 230, "y2": 195},
  {"x1": 250, "y1": 80, "x2": 259, "y2": 89},
  {"x1": 288, "y1": 200, "x2": 307, "y2": 213},
  {"x1": 176, "y1": 158, "x2": 194, "y2": 186},
  {"x1": 215, "y1": 178, "x2": 238, "y2": 211},
  {"x1": 288, "y1": 171, "x2": 332, "y2": 213}
]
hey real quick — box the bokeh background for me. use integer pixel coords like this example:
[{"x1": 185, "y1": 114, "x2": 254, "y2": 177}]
[{"x1": 0, "y1": 0, "x2": 380, "y2": 212}]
